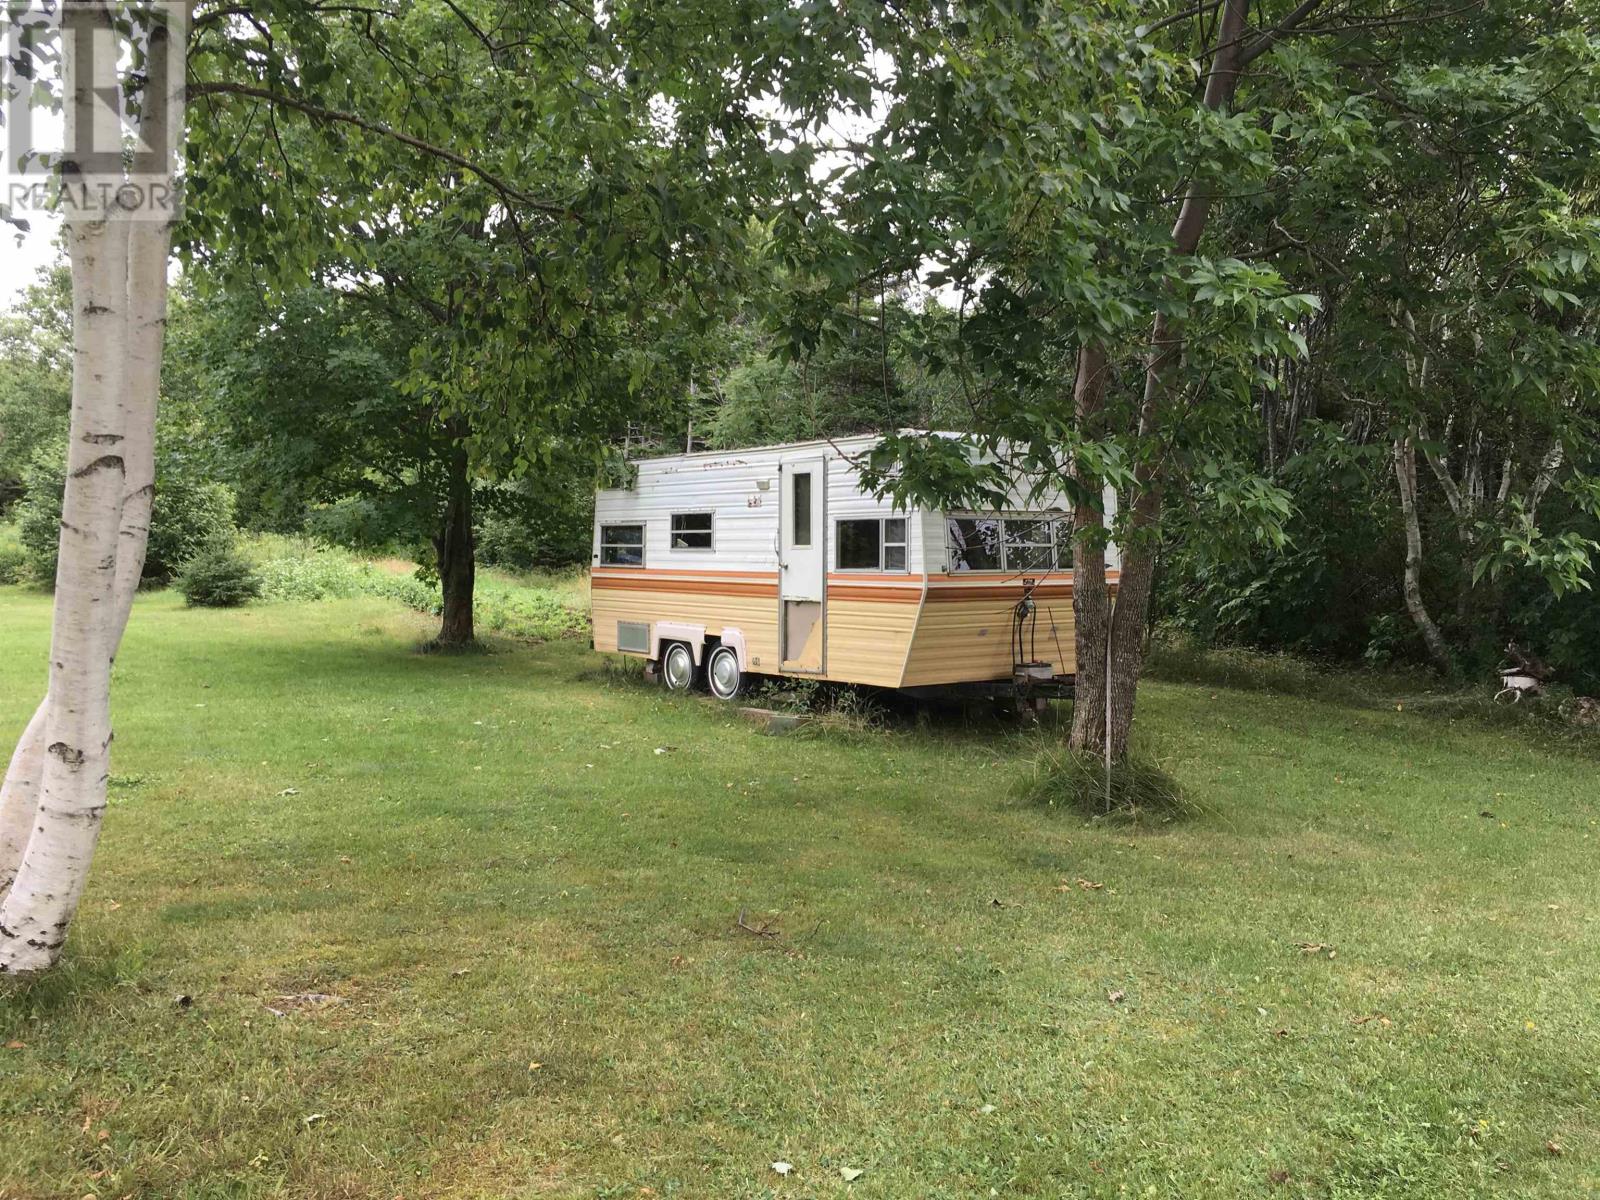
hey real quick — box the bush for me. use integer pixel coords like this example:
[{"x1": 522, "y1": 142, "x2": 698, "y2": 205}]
[
  {"x1": 0, "y1": 523, "x2": 26, "y2": 585},
  {"x1": 145, "y1": 472, "x2": 237, "y2": 581},
  {"x1": 174, "y1": 539, "x2": 262, "y2": 607},
  {"x1": 250, "y1": 535, "x2": 372, "y2": 601},
  {"x1": 475, "y1": 477, "x2": 593, "y2": 571},
  {"x1": 14, "y1": 452, "x2": 236, "y2": 585},
  {"x1": 238, "y1": 535, "x2": 592, "y2": 641},
  {"x1": 1015, "y1": 744, "x2": 1196, "y2": 823},
  {"x1": 14, "y1": 457, "x2": 62, "y2": 584}
]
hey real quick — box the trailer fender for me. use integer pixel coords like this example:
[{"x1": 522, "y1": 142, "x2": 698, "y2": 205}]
[
  {"x1": 715, "y1": 628, "x2": 749, "y2": 673},
  {"x1": 654, "y1": 621, "x2": 708, "y2": 665}
]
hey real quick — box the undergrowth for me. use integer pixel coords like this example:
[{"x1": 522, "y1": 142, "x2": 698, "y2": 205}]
[
  {"x1": 1014, "y1": 743, "x2": 1198, "y2": 823},
  {"x1": 241, "y1": 534, "x2": 589, "y2": 642}
]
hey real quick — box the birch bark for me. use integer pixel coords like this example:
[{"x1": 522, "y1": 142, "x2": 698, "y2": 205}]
[{"x1": 0, "y1": 3, "x2": 176, "y2": 969}]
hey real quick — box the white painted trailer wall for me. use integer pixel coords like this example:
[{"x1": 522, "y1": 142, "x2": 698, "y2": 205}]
[
  {"x1": 591, "y1": 435, "x2": 927, "y2": 575},
  {"x1": 590, "y1": 434, "x2": 1120, "y2": 690}
]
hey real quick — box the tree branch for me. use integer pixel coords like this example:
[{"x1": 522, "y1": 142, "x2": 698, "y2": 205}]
[
  {"x1": 186, "y1": 81, "x2": 574, "y2": 218},
  {"x1": 1237, "y1": 0, "x2": 1325, "y2": 67}
]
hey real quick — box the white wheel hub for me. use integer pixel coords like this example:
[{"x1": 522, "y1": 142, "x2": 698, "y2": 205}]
[
  {"x1": 708, "y1": 646, "x2": 742, "y2": 699},
  {"x1": 662, "y1": 643, "x2": 695, "y2": 691}
]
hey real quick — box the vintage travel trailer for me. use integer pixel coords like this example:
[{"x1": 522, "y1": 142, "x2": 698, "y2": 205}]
[{"x1": 590, "y1": 434, "x2": 1118, "y2": 702}]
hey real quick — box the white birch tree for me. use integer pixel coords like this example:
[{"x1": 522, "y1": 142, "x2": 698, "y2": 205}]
[{"x1": 0, "y1": 0, "x2": 181, "y2": 972}]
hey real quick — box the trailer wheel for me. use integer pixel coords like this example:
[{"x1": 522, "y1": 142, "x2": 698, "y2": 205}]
[
  {"x1": 706, "y1": 644, "x2": 745, "y2": 701},
  {"x1": 660, "y1": 642, "x2": 697, "y2": 692}
]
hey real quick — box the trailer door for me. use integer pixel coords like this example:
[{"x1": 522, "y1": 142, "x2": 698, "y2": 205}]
[{"x1": 779, "y1": 456, "x2": 825, "y2": 671}]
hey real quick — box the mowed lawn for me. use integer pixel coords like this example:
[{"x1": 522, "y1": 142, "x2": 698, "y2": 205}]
[{"x1": 1, "y1": 589, "x2": 1597, "y2": 1200}]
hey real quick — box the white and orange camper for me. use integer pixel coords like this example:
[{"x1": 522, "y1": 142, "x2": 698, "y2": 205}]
[{"x1": 589, "y1": 434, "x2": 1118, "y2": 703}]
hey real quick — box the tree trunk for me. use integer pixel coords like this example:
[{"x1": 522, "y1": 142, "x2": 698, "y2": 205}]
[
  {"x1": 1069, "y1": 344, "x2": 1111, "y2": 754},
  {"x1": 0, "y1": 132, "x2": 132, "y2": 972},
  {"x1": 1394, "y1": 434, "x2": 1453, "y2": 673},
  {"x1": 1066, "y1": 0, "x2": 1251, "y2": 763},
  {"x1": 433, "y1": 430, "x2": 476, "y2": 646},
  {"x1": 0, "y1": 703, "x2": 49, "y2": 894},
  {"x1": 0, "y1": 33, "x2": 173, "y2": 901}
]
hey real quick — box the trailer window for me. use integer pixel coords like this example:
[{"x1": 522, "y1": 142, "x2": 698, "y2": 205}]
[
  {"x1": 1054, "y1": 518, "x2": 1074, "y2": 570},
  {"x1": 883, "y1": 518, "x2": 907, "y2": 571},
  {"x1": 837, "y1": 518, "x2": 908, "y2": 572},
  {"x1": 670, "y1": 512, "x2": 713, "y2": 550},
  {"x1": 792, "y1": 471, "x2": 812, "y2": 546},
  {"x1": 1004, "y1": 518, "x2": 1055, "y2": 573},
  {"x1": 947, "y1": 517, "x2": 1002, "y2": 571},
  {"x1": 599, "y1": 523, "x2": 644, "y2": 566},
  {"x1": 947, "y1": 514, "x2": 1071, "y2": 573}
]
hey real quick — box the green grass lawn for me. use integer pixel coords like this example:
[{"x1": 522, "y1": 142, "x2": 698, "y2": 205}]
[{"x1": 1, "y1": 587, "x2": 1596, "y2": 1199}]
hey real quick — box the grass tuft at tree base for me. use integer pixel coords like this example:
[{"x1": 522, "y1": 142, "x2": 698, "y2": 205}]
[{"x1": 1015, "y1": 742, "x2": 1198, "y2": 822}]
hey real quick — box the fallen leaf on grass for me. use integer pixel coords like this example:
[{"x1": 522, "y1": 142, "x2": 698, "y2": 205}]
[
  {"x1": 528, "y1": 1062, "x2": 543, "y2": 1072},
  {"x1": 771, "y1": 1161, "x2": 793, "y2": 1176},
  {"x1": 1107, "y1": 989, "x2": 1126, "y2": 1005},
  {"x1": 840, "y1": 1167, "x2": 864, "y2": 1182},
  {"x1": 1294, "y1": 941, "x2": 1336, "y2": 958},
  {"x1": 1267, "y1": 1168, "x2": 1290, "y2": 1185},
  {"x1": 302, "y1": 1113, "x2": 326, "y2": 1128},
  {"x1": 277, "y1": 787, "x2": 299, "y2": 797},
  {"x1": 4, "y1": 1040, "x2": 24, "y2": 1050},
  {"x1": 1076, "y1": 879, "x2": 1103, "y2": 891},
  {"x1": 1546, "y1": 1140, "x2": 1563, "y2": 1156},
  {"x1": 449, "y1": 968, "x2": 470, "y2": 978},
  {"x1": 1349, "y1": 1014, "x2": 1391, "y2": 1028}
]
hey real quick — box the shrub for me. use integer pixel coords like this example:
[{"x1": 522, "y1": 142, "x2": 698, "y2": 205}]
[
  {"x1": 174, "y1": 539, "x2": 262, "y2": 607},
  {"x1": 475, "y1": 478, "x2": 593, "y2": 571},
  {"x1": 14, "y1": 456, "x2": 62, "y2": 584},
  {"x1": 0, "y1": 523, "x2": 26, "y2": 585},
  {"x1": 251, "y1": 536, "x2": 371, "y2": 601},
  {"x1": 145, "y1": 473, "x2": 237, "y2": 581},
  {"x1": 14, "y1": 452, "x2": 236, "y2": 585},
  {"x1": 1015, "y1": 744, "x2": 1196, "y2": 823}
]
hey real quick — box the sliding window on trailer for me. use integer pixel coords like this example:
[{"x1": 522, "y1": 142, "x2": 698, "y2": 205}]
[
  {"x1": 836, "y1": 517, "x2": 908, "y2": 571},
  {"x1": 946, "y1": 514, "x2": 1072, "y2": 573},
  {"x1": 599, "y1": 522, "x2": 645, "y2": 566}
]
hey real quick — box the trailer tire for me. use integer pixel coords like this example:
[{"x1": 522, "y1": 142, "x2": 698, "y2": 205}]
[
  {"x1": 706, "y1": 644, "x2": 746, "y2": 701},
  {"x1": 660, "y1": 642, "x2": 697, "y2": 693}
]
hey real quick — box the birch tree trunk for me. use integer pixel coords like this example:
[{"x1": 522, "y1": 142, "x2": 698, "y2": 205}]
[
  {"x1": 1393, "y1": 433, "x2": 1454, "y2": 673},
  {"x1": 0, "y1": 200, "x2": 131, "y2": 972},
  {"x1": 0, "y1": 3, "x2": 177, "y2": 969},
  {"x1": 0, "y1": 17, "x2": 175, "y2": 901}
]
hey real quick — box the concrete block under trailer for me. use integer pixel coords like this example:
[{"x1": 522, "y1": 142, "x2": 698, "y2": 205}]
[{"x1": 589, "y1": 434, "x2": 1119, "y2": 704}]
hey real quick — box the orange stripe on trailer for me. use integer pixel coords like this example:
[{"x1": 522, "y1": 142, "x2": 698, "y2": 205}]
[
  {"x1": 592, "y1": 567, "x2": 779, "y2": 582},
  {"x1": 825, "y1": 572, "x2": 930, "y2": 583},
  {"x1": 827, "y1": 585, "x2": 923, "y2": 603},
  {"x1": 592, "y1": 575, "x2": 779, "y2": 599},
  {"x1": 926, "y1": 584, "x2": 1074, "y2": 601}
]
